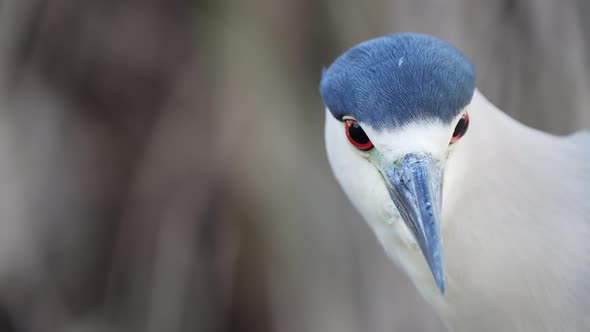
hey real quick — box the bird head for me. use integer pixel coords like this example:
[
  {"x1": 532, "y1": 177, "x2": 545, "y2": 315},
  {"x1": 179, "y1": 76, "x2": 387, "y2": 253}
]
[{"x1": 320, "y1": 33, "x2": 475, "y2": 293}]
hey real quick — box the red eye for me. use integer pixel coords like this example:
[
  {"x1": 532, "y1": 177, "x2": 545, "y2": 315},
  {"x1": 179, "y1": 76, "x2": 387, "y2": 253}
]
[
  {"x1": 345, "y1": 119, "x2": 374, "y2": 150},
  {"x1": 450, "y1": 113, "x2": 469, "y2": 144}
]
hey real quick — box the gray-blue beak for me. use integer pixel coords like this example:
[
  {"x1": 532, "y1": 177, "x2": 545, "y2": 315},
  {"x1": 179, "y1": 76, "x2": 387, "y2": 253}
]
[{"x1": 382, "y1": 154, "x2": 446, "y2": 293}]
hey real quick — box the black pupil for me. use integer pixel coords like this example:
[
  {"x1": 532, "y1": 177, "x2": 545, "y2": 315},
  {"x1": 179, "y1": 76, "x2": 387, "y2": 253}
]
[
  {"x1": 349, "y1": 123, "x2": 370, "y2": 144},
  {"x1": 453, "y1": 118, "x2": 466, "y2": 138}
]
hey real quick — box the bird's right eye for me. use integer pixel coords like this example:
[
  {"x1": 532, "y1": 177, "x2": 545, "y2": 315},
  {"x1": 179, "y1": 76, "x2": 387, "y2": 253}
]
[{"x1": 345, "y1": 119, "x2": 374, "y2": 150}]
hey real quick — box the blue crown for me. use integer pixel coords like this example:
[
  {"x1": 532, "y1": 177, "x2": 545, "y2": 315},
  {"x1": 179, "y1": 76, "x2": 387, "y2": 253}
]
[{"x1": 320, "y1": 33, "x2": 476, "y2": 130}]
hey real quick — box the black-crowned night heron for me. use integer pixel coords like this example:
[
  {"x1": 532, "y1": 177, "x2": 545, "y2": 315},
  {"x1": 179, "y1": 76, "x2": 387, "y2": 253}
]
[{"x1": 320, "y1": 33, "x2": 590, "y2": 331}]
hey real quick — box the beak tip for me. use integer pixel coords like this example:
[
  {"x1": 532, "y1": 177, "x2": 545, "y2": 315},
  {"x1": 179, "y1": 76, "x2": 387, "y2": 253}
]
[
  {"x1": 435, "y1": 273, "x2": 446, "y2": 294},
  {"x1": 426, "y1": 254, "x2": 446, "y2": 294},
  {"x1": 428, "y1": 252, "x2": 446, "y2": 294}
]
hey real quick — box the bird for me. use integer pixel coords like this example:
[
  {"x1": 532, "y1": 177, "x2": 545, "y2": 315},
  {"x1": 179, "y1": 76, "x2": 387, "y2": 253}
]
[{"x1": 320, "y1": 33, "x2": 590, "y2": 332}]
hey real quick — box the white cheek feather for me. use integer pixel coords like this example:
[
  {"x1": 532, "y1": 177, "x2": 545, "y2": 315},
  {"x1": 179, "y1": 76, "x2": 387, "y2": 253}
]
[{"x1": 324, "y1": 109, "x2": 394, "y2": 228}]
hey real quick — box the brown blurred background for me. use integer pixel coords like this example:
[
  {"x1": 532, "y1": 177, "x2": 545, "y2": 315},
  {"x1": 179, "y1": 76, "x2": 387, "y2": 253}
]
[{"x1": 0, "y1": 0, "x2": 588, "y2": 331}]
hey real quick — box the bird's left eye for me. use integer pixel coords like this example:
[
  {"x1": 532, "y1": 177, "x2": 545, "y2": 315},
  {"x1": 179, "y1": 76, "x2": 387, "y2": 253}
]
[
  {"x1": 450, "y1": 113, "x2": 469, "y2": 144},
  {"x1": 345, "y1": 119, "x2": 374, "y2": 150}
]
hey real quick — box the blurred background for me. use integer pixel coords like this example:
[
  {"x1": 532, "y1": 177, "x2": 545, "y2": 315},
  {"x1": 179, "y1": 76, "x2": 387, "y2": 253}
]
[{"x1": 0, "y1": 0, "x2": 588, "y2": 331}]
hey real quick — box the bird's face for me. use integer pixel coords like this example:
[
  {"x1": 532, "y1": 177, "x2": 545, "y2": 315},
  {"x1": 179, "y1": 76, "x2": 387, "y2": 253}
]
[
  {"x1": 324, "y1": 108, "x2": 470, "y2": 293},
  {"x1": 320, "y1": 33, "x2": 475, "y2": 293}
]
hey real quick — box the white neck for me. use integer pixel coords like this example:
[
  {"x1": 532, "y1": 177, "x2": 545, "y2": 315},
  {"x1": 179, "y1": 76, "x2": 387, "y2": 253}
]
[{"x1": 421, "y1": 90, "x2": 590, "y2": 331}]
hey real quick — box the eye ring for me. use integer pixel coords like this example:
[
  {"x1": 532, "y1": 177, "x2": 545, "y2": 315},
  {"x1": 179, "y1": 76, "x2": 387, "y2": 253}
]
[
  {"x1": 345, "y1": 119, "x2": 374, "y2": 150},
  {"x1": 450, "y1": 112, "x2": 469, "y2": 144}
]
